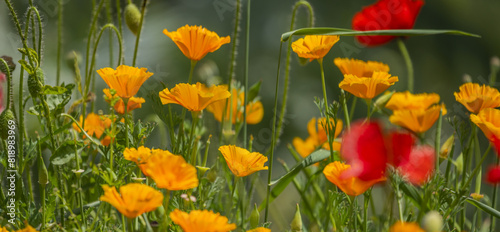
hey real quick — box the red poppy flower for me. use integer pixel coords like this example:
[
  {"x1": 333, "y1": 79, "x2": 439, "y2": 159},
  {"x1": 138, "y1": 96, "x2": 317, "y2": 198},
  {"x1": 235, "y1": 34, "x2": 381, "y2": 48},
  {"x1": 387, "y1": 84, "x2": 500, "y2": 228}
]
[
  {"x1": 352, "y1": 0, "x2": 425, "y2": 46},
  {"x1": 340, "y1": 121, "x2": 388, "y2": 181},
  {"x1": 396, "y1": 145, "x2": 435, "y2": 185},
  {"x1": 487, "y1": 166, "x2": 500, "y2": 184}
]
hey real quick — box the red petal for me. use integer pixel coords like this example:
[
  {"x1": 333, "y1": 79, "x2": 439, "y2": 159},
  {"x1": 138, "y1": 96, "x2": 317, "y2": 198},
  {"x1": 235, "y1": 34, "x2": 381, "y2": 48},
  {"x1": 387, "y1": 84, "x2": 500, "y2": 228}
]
[
  {"x1": 487, "y1": 166, "x2": 500, "y2": 184},
  {"x1": 340, "y1": 120, "x2": 387, "y2": 181},
  {"x1": 387, "y1": 132, "x2": 415, "y2": 167},
  {"x1": 397, "y1": 145, "x2": 435, "y2": 185}
]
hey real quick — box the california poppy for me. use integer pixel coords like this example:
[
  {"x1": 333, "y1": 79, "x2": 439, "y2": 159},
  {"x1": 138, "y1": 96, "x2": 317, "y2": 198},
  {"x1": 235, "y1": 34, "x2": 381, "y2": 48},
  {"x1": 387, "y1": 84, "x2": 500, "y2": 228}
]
[
  {"x1": 219, "y1": 145, "x2": 268, "y2": 177},
  {"x1": 99, "y1": 184, "x2": 163, "y2": 219},
  {"x1": 206, "y1": 87, "x2": 264, "y2": 124},
  {"x1": 159, "y1": 83, "x2": 231, "y2": 112},
  {"x1": 144, "y1": 153, "x2": 199, "y2": 190},
  {"x1": 163, "y1": 25, "x2": 230, "y2": 61},
  {"x1": 103, "y1": 88, "x2": 145, "y2": 114},
  {"x1": 323, "y1": 161, "x2": 386, "y2": 196},
  {"x1": 339, "y1": 72, "x2": 398, "y2": 99},
  {"x1": 470, "y1": 108, "x2": 500, "y2": 141},
  {"x1": 334, "y1": 58, "x2": 389, "y2": 77},
  {"x1": 292, "y1": 118, "x2": 343, "y2": 158},
  {"x1": 454, "y1": 83, "x2": 500, "y2": 114},
  {"x1": 352, "y1": 0, "x2": 425, "y2": 46},
  {"x1": 97, "y1": 65, "x2": 153, "y2": 99},
  {"x1": 389, "y1": 221, "x2": 425, "y2": 232},
  {"x1": 169, "y1": 209, "x2": 237, "y2": 232},
  {"x1": 291, "y1": 35, "x2": 340, "y2": 61}
]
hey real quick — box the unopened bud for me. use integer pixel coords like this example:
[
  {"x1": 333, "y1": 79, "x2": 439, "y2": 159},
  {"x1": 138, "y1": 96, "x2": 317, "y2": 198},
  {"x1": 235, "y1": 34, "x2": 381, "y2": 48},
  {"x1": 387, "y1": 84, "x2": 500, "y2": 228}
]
[
  {"x1": 491, "y1": 56, "x2": 500, "y2": 68},
  {"x1": 422, "y1": 210, "x2": 443, "y2": 232},
  {"x1": 0, "y1": 56, "x2": 16, "y2": 74},
  {"x1": 28, "y1": 68, "x2": 45, "y2": 98},
  {"x1": 0, "y1": 109, "x2": 15, "y2": 139},
  {"x1": 462, "y1": 74, "x2": 472, "y2": 83},
  {"x1": 125, "y1": 3, "x2": 142, "y2": 35},
  {"x1": 455, "y1": 153, "x2": 464, "y2": 174},
  {"x1": 38, "y1": 155, "x2": 49, "y2": 187},
  {"x1": 440, "y1": 134, "x2": 455, "y2": 158},
  {"x1": 290, "y1": 204, "x2": 303, "y2": 232},
  {"x1": 196, "y1": 166, "x2": 210, "y2": 176},
  {"x1": 250, "y1": 204, "x2": 260, "y2": 229},
  {"x1": 206, "y1": 166, "x2": 217, "y2": 182},
  {"x1": 374, "y1": 91, "x2": 394, "y2": 109},
  {"x1": 470, "y1": 193, "x2": 484, "y2": 201}
]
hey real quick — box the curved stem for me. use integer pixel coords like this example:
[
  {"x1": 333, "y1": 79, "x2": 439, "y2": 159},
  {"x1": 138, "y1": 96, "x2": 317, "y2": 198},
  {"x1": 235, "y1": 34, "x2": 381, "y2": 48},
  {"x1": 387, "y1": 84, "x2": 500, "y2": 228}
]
[
  {"x1": 132, "y1": 0, "x2": 148, "y2": 67},
  {"x1": 57, "y1": 0, "x2": 63, "y2": 85},
  {"x1": 243, "y1": 0, "x2": 251, "y2": 148},
  {"x1": 264, "y1": 42, "x2": 283, "y2": 222},
  {"x1": 397, "y1": 38, "x2": 414, "y2": 93}
]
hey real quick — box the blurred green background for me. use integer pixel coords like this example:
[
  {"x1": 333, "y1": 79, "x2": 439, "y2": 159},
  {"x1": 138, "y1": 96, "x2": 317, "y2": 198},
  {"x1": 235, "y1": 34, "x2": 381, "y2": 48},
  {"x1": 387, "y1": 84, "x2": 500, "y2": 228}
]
[{"x1": 1, "y1": 0, "x2": 500, "y2": 230}]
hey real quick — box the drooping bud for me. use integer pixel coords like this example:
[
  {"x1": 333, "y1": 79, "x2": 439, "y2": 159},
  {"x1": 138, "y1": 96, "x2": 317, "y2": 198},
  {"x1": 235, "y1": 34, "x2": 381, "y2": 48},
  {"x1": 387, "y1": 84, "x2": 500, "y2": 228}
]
[
  {"x1": 250, "y1": 203, "x2": 260, "y2": 229},
  {"x1": 422, "y1": 210, "x2": 443, "y2": 232},
  {"x1": 290, "y1": 204, "x2": 303, "y2": 232},
  {"x1": 124, "y1": 3, "x2": 142, "y2": 35},
  {"x1": 0, "y1": 56, "x2": 16, "y2": 74},
  {"x1": 28, "y1": 67, "x2": 45, "y2": 98},
  {"x1": 0, "y1": 109, "x2": 15, "y2": 139}
]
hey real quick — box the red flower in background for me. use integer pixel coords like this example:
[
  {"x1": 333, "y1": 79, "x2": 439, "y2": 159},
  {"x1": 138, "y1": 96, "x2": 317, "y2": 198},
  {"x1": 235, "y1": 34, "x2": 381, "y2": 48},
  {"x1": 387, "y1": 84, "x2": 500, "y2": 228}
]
[
  {"x1": 487, "y1": 166, "x2": 500, "y2": 184},
  {"x1": 352, "y1": 0, "x2": 425, "y2": 46},
  {"x1": 341, "y1": 120, "x2": 435, "y2": 185}
]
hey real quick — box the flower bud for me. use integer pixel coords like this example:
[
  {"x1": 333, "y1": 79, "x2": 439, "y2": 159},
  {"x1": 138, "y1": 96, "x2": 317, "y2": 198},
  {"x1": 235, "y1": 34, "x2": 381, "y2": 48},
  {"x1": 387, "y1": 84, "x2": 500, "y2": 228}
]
[
  {"x1": 0, "y1": 109, "x2": 15, "y2": 139},
  {"x1": 250, "y1": 203, "x2": 260, "y2": 229},
  {"x1": 38, "y1": 156, "x2": 49, "y2": 187},
  {"x1": 28, "y1": 67, "x2": 45, "y2": 98},
  {"x1": 196, "y1": 166, "x2": 210, "y2": 176},
  {"x1": 290, "y1": 204, "x2": 303, "y2": 232},
  {"x1": 422, "y1": 210, "x2": 443, "y2": 232},
  {"x1": 439, "y1": 134, "x2": 454, "y2": 158},
  {"x1": 374, "y1": 91, "x2": 394, "y2": 110},
  {"x1": 0, "y1": 56, "x2": 16, "y2": 74},
  {"x1": 206, "y1": 166, "x2": 218, "y2": 182},
  {"x1": 125, "y1": 3, "x2": 142, "y2": 35}
]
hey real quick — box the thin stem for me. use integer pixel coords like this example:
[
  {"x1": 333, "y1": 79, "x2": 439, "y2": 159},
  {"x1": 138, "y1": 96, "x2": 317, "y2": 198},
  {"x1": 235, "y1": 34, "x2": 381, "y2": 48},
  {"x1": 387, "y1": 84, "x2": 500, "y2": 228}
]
[
  {"x1": 106, "y1": 0, "x2": 114, "y2": 66},
  {"x1": 124, "y1": 98, "x2": 130, "y2": 148},
  {"x1": 116, "y1": 0, "x2": 123, "y2": 35},
  {"x1": 490, "y1": 155, "x2": 499, "y2": 232},
  {"x1": 364, "y1": 189, "x2": 372, "y2": 232},
  {"x1": 132, "y1": 0, "x2": 148, "y2": 67},
  {"x1": 341, "y1": 90, "x2": 351, "y2": 130},
  {"x1": 366, "y1": 99, "x2": 372, "y2": 121},
  {"x1": 163, "y1": 190, "x2": 171, "y2": 224},
  {"x1": 56, "y1": 0, "x2": 63, "y2": 85},
  {"x1": 395, "y1": 181, "x2": 404, "y2": 221},
  {"x1": 264, "y1": 42, "x2": 283, "y2": 222},
  {"x1": 122, "y1": 214, "x2": 127, "y2": 232},
  {"x1": 202, "y1": 135, "x2": 211, "y2": 167},
  {"x1": 435, "y1": 109, "x2": 443, "y2": 173},
  {"x1": 188, "y1": 113, "x2": 199, "y2": 164},
  {"x1": 318, "y1": 59, "x2": 335, "y2": 161},
  {"x1": 187, "y1": 60, "x2": 197, "y2": 84},
  {"x1": 243, "y1": 0, "x2": 251, "y2": 149},
  {"x1": 397, "y1": 38, "x2": 414, "y2": 93}
]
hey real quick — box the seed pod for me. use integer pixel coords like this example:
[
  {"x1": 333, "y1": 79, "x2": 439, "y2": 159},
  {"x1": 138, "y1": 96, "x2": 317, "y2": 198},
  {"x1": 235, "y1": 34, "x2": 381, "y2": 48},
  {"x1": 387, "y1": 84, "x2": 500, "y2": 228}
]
[
  {"x1": 125, "y1": 3, "x2": 142, "y2": 35},
  {"x1": 0, "y1": 109, "x2": 15, "y2": 139},
  {"x1": 28, "y1": 67, "x2": 45, "y2": 98},
  {"x1": 290, "y1": 204, "x2": 303, "y2": 232},
  {"x1": 0, "y1": 56, "x2": 16, "y2": 74},
  {"x1": 249, "y1": 204, "x2": 260, "y2": 229}
]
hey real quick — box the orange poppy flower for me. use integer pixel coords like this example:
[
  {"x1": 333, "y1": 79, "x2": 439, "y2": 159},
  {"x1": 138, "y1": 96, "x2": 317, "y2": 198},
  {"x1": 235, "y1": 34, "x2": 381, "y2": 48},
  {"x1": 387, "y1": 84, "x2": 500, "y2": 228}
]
[
  {"x1": 99, "y1": 183, "x2": 163, "y2": 219},
  {"x1": 323, "y1": 161, "x2": 386, "y2": 196},
  {"x1": 159, "y1": 82, "x2": 231, "y2": 112},
  {"x1": 454, "y1": 83, "x2": 500, "y2": 114},
  {"x1": 163, "y1": 25, "x2": 230, "y2": 61},
  {"x1": 385, "y1": 91, "x2": 441, "y2": 111},
  {"x1": 389, "y1": 221, "x2": 425, "y2": 232},
  {"x1": 206, "y1": 87, "x2": 264, "y2": 124},
  {"x1": 103, "y1": 88, "x2": 145, "y2": 114},
  {"x1": 291, "y1": 35, "x2": 340, "y2": 61},
  {"x1": 219, "y1": 145, "x2": 268, "y2": 177},
  {"x1": 389, "y1": 104, "x2": 447, "y2": 134},
  {"x1": 72, "y1": 113, "x2": 113, "y2": 146},
  {"x1": 144, "y1": 153, "x2": 199, "y2": 190},
  {"x1": 471, "y1": 108, "x2": 500, "y2": 141},
  {"x1": 292, "y1": 118, "x2": 343, "y2": 158},
  {"x1": 2, "y1": 225, "x2": 38, "y2": 232},
  {"x1": 246, "y1": 228, "x2": 271, "y2": 232},
  {"x1": 339, "y1": 72, "x2": 398, "y2": 99},
  {"x1": 334, "y1": 58, "x2": 389, "y2": 77},
  {"x1": 123, "y1": 146, "x2": 175, "y2": 176},
  {"x1": 170, "y1": 209, "x2": 237, "y2": 232},
  {"x1": 97, "y1": 65, "x2": 153, "y2": 99}
]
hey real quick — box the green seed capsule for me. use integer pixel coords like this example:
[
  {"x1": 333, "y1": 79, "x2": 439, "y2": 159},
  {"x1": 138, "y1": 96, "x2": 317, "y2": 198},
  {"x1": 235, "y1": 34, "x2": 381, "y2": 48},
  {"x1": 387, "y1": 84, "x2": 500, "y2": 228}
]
[
  {"x1": 0, "y1": 109, "x2": 15, "y2": 139},
  {"x1": 125, "y1": 3, "x2": 142, "y2": 35},
  {"x1": 28, "y1": 67, "x2": 45, "y2": 98},
  {"x1": 290, "y1": 204, "x2": 303, "y2": 232}
]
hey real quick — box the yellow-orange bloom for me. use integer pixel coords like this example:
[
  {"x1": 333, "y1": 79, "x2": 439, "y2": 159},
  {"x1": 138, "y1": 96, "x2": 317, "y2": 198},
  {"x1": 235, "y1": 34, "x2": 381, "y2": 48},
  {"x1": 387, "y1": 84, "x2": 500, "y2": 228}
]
[
  {"x1": 99, "y1": 184, "x2": 163, "y2": 219},
  {"x1": 385, "y1": 91, "x2": 441, "y2": 111},
  {"x1": 103, "y1": 88, "x2": 145, "y2": 114},
  {"x1": 0, "y1": 225, "x2": 39, "y2": 232},
  {"x1": 334, "y1": 58, "x2": 389, "y2": 77},
  {"x1": 97, "y1": 65, "x2": 153, "y2": 99},
  {"x1": 454, "y1": 83, "x2": 500, "y2": 114},
  {"x1": 144, "y1": 153, "x2": 199, "y2": 190},
  {"x1": 159, "y1": 83, "x2": 231, "y2": 112},
  {"x1": 72, "y1": 113, "x2": 113, "y2": 146},
  {"x1": 246, "y1": 228, "x2": 271, "y2": 232},
  {"x1": 291, "y1": 35, "x2": 340, "y2": 61},
  {"x1": 389, "y1": 104, "x2": 447, "y2": 134},
  {"x1": 293, "y1": 118, "x2": 343, "y2": 158},
  {"x1": 219, "y1": 145, "x2": 268, "y2": 177},
  {"x1": 471, "y1": 108, "x2": 500, "y2": 141},
  {"x1": 339, "y1": 72, "x2": 398, "y2": 99},
  {"x1": 389, "y1": 221, "x2": 425, "y2": 232},
  {"x1": 123, "y1": 146, "x2": 175, "y2": 176},
  {"x1": 206, "y1": 87, "x2": 264, "y2": 124},
  {"x1": 323, "y1": 161, "x2": 386, "y2": 196},
  {"x1": 170, "y1": 209, "x2": 236, "y2": 232},
  {"x1": 163, "y1": 25, "x2": 230, "y2": 61}
]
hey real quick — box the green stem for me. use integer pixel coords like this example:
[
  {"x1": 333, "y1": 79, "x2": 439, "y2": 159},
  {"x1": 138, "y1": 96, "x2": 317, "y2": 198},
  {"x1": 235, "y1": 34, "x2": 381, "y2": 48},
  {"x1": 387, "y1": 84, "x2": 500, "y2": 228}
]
[
  {"x1": 318, "y1": 59, "x2": 335, "y2": 161},
  {"x1": 395, "y1": 181, "x2": 404, "y2": 221},
  {"x1": 243, "y1": 0, "x2": 251, "y2": 149},
  {"x1": 202, "y1": 136, "x2": 211, "y2": 167},
  {"x1": 124, "y1": 98, "x2": 130, "y2": 148},
  {"x1": 106, "y1": 0, "x2": 114, "y2": 66},
  {"x1": 74, "y1": 135, "x2": 86, "y2": 226},
  {"x1": 490, "y1": 156, "x2": 499, "y2": 232},
  {"x1": 188, "y1": 113, "x2": 199, "y2": 164},
  {"x1": 132, "y1": 0, "x2": 148, "y2": 67},
  {"x1": 122, "y1": 214, "x2": 127, "y2": 232},
  {"x1": 163, "y1": 190, "x2": 171, "y2": 224},
  {"x1": 364, "y1": 189, "x2": 372, "y2": 232},
  {"x1": 264, "y1": 42, "x2": 283, "y2": 222},
  {"x1": 341, "y1": 90, "x2": 351, "y2": 130},
  {"x1": 116, "y1": 0, "x2": 122, "y2": 35},
  {"x1": 366, "y1": 99, "x2": 372, "y2": 121},
  {"x1": 56, "y1": 0, "x2": 63, "y2": 85},
  {"x1": 397, "y1": 38, "x2": 414, "y2": 93},
  {"x1": 187, "y1": 60, "x2": 197, "y2": 84},
  {"x1": 435, "y1": 109, "x2": 443, "y2": 173}
]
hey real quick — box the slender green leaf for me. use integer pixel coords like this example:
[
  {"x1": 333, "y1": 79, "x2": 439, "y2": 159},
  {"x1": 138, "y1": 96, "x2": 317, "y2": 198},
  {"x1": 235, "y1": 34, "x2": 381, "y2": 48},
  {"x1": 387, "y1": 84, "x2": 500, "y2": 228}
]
[
  {"x1": 247, "y1": 80, "x2": 262, "y2": 102},
  {"x1": 42, "y1": 85, "x2": 67, "y2": 95},
  {"x1": 399, "y1": 182, "x2": 423, "y2": 207},
  {"x1": 281, "y1": 28, "x2": 480, "y2": 42},
  {"x1": 259, "y1": 149, "x2": 330, "y2": 211},
  {"x1": 466, "y1": 198, "x2": 500, "y2": 219}
]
